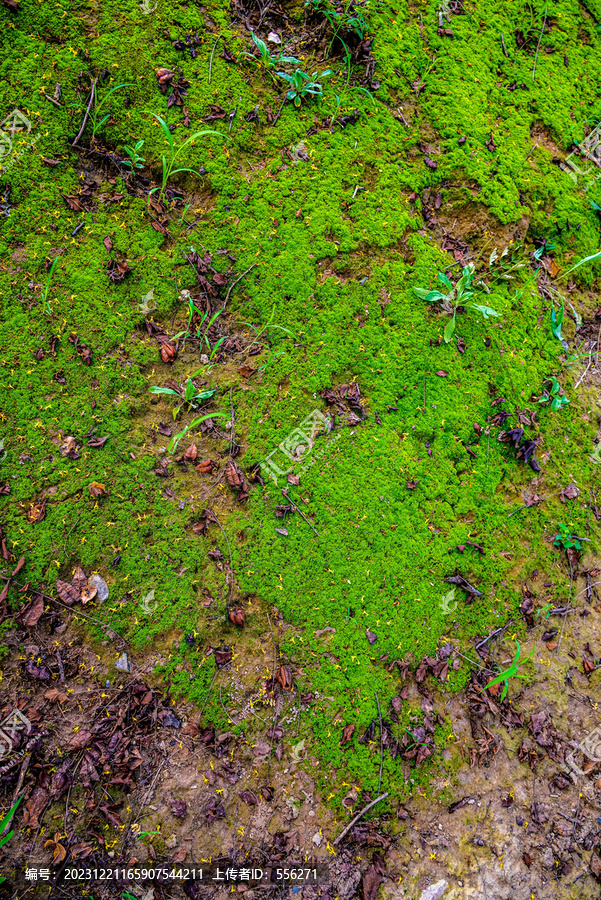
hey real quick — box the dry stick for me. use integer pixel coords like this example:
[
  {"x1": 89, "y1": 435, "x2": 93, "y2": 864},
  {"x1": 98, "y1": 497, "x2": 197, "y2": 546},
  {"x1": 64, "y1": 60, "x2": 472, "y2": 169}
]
[
  {"x1": 375, "y1": 692, "x2": 383, "y2": 794},
  {"x1": 333, "y1": 792, "x2": 389, "y2": 846},
  {"x1": 271, "y1": 97, "x2": 287, "y2": 128},
  {"x1": 507, "y1": 490, "x2": 562, "y2": 517},
  {"x1": 281, "y1": 489, "x2": 319, "y2": 538},
  {"x1": 221, "y1": 264, "x2": 257, "y2": 312},
  {"x1": 198, "y1": 668, "x2": 218, "y2": 721},
  {"x1": 208, "y1": 35, "x2": 221, "y2": 85},
  {"x1": 209, "y1": 509, "x2": 234, "y2": 614},
  {"x1": 531, "y1": 4, "x2": 548, "y2": 83},
  {"x1": 0, "y1": 578, "x2": 128, "y2": 644},
  {"x1": 229, "y1": 386, "x2": 236, "y2": 458},
  {"x1": 472, "y1": 852, "x2": 490, "y2": 900},
  {"x1": 72, "y1": 79, "x2": 96, "y2": 147},
  {"x1": 56, "y1": 651, "x2": 65, "y2": 683}
]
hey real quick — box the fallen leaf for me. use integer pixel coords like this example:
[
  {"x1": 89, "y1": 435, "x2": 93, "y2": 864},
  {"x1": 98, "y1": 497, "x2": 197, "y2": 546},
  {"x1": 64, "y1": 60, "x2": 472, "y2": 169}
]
[
  {"x1": 405, "y1": 480, "x2": 418, "y2": 490},
  {"x1": 60, "y1": 436, "x2": 80, "y2": 459},
  {"x1": 88, "y1": 482, "x2": 108, "y2": 498},
  {"x1": 276, "y1": 664, "x2": 293, "y2": 690},
  {"x1": 362, "y1": 865, "x2": 383, "y2": 900},
  {"x1": 228, "y1": 609, "x2": 245, "y2": 627},
  {"x1": 72, "y1": 567, "x2": 87, "y2": 594},
  {"x1": 44, "y1": 688, "x2": 68, "y2": 704},
  {"x1": 196, "y1": 459, "x2": 217, "y2": 474},
  {"x1": 56, "y1": 579, "x2": 79, "y2": 606},
  {"x1": 341, "y1": 723, "x2": 355, "y2": 744},
  {"x1": 238, "y1": 364, "x2": 256, "y2": 378},
  {"x1": 26, "y1": 659, "x2": 51, "y2": 680},
  {"x1": 80, "y1": 585, "x2": 97, "y2": 604},
  {"x1": 170, "y1": 797, "x2": 187, "y2": 819},
  {"x1": 23, "y1": 788, "x2": 48, "y2": 829},
  {"x1": 366, "y1": 628, "x2": 377, "y2": 645},
  {"x1": 173, "y1": 847, "x2": 187, "y2": 864},
  {"x1": 184, "y1": 443, "x2": 198, "y2": 461},
  {"x1": 239, "y1": 789, "x2": 258, "y2": 806},
  {"x1": 27, "y1": 500, "x2": 46, "y2": 523},
  {"x1": 87, "y1": 435, "x2": 109, "y2": 448},
  {"x1": 435, "y1": 370, "x2": 448, "y2": 377},
  {"x1": 17, "y1": 593, "x2": 44, "y2": 626},
  {"x1": 103, "y1": 236, "x2": 113, "y2": 252}
]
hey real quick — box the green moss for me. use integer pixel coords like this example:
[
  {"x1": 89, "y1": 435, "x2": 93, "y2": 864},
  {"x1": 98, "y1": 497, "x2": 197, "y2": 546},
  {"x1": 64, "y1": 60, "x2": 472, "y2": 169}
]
[{"x1": 0, "y1": 0, "x2": 600, "y2": 815}]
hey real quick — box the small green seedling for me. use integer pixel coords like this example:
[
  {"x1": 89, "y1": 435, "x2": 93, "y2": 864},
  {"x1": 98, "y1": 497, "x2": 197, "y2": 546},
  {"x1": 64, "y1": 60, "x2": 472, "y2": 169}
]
[
  {"x1": 90, "y1": 82, "x2": 134, "y2": 140},
  {"x1": 553, "y1": 523, "x2": 582, "y2": 551},
  {"x1": 41, "y1": 256, "x2": 60, "y2": 315},
  {"x1": 0, "y1": 796, "x2": 23, "y2": 883},
  {"x1": 485, "y1": 641, "x2": 535, "y2": 702},
  {"x1": 538, "y1": 376, "x2": 569, "y2": 411},
  {"x1": 277, "y1": 68, "x2": 332, "y2": 107},
  {"x1": 150, "y1": 115, "x2": 224, "y2": 205},
  {"x1": 122, "y1": 139, "x2": 145, "y2": 170},
  {"x1": 242, "y1": 33, "x2": 301, "y2": 82},
  {"x1": 149, "y1": 379, "x2": 216, "y2": 420},
  {"x1": 413, "y1": 263, "x2": 499, "y2": 342},
  {"x1": 550, "y1": 303, "x2": 564, "y2": 342},
  {"x1": 536, "y1": 604, "x2": 554, "y2": 620},
  {"x1": 169, "y1": 413, "x2": 227, "y2": 453}
]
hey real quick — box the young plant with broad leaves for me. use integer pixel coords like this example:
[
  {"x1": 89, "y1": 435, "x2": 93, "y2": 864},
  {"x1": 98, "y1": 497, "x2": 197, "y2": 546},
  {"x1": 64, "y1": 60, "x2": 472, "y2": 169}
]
[
  {"x1": 149, "y1": 379, "x2": 216, "y2": 420},
  {"x1": 413, "y1": 262, "x2": 499, "y2": 342},
  {"x1": 538, "y1": 376, "x2": 569, "y2": 411},
  {"x1": 277, "y1": 68, "x2": 332, "y2": 107},
  {"x1": 242, "y1": 32, "x2": 301, "y2": 83},
  {"x1": 485, "y1": 641, "x2": 535, "y2": 701}
]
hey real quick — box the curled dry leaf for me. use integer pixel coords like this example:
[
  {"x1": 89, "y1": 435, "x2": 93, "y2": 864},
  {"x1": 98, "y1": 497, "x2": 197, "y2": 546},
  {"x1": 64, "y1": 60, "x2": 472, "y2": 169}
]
[
  {"x1": 27, "y1": 500, "x2": 46, "y2": 523},
  {"x1": 23, "y1": 787, "x2": 48, "y2": 828},
  {"x1": 17, "y1": 593, "x2": 44, "y2": 626},
  {"x1": 44, "y1": 833, "x2": 67, "y2": 865},
  {"x1": 239, "y1": 789, "x2": 258, "y2": 806},
  {"x1": 170, "y1": 798, "x2": 187, "y2": 819},
  {"x1": 80, "y1": 585, "x2": 97, "y2": 604},
  {"x1": 228, "y1": 609, "x2": 245, "y2": 627},
  {"x1": 276, "y1": 664, "x2": 293, "y2": 691},
  {"x1": 184, "y1": 444, "x2": 198, "y2": 461},
  {"x1": 56, "y1": 579, "x2": 79, "y2": 606},
  {"x1": 88, "y1": 481, "x2": 108, "y2": 498},
  {"x1": 60, "y1": 436, "x2": 80, "y2": 459},
  {"x1": 341, "y1": 723, "x2": 355, "y2": 744},
  {"x1": 72, "y1": 566, "x2": 87, "y2": 594},
  {"x1": 158, "y1": 338, "x2": 177, "y2": 362},
  {"x1": 196, "y1": 459, "x2": 217, "y2": 474}
]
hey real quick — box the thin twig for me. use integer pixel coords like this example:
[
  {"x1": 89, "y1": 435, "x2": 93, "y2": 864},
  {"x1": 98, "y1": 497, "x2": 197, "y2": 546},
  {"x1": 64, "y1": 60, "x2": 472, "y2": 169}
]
[
  {"x1": 271, "y1": 97, "x2": 287, "y2": 128},
  {"x1": 475, "y1": 620, "x2": 514, "y2": 652},
  {"x1": 333, "y1": 792, "x2": 389, "y2": 845},
  {"x1": 56, "y1": 651, "x2": 65, "y2": 683},
  {"x1": 507, "y1": 490, "x2": 561, "y2": 517},
  {"x1": 0, "y1": 578, "x2": 128, "y2": 643},
  {"x1": 222, "y1": 264, "x2": 257, "y2": 312},
  {"x1": 199, "y1": 669, "x2": 218, "y2": 721},
  {"x1": 208, "y1": 509, "x2": 234, "y2": 614},
  {"x1": 281, "y1": 489, "x2": 319, "y2": 538},
  {"x1": 208, "y1": 36, "x2": 221, "y2": 85},
  {"x1": 375, "y1": 692, "x2": 383, "y2": 793},
  {"x1": 72, "y1": 79, "x2": 96, "y2": 147},
  {"x1": 472, "y1": 852, "x2": 489, "y2": 900},
  {"x1": 531, "y1": 4, "x2": 548, "y2": 83},
  {"x1": 229, "y1": 386, "x2": 236, "y2": 458},
  {"x1": 43, "y1": 94, "x2": 63, "y2": 108}
]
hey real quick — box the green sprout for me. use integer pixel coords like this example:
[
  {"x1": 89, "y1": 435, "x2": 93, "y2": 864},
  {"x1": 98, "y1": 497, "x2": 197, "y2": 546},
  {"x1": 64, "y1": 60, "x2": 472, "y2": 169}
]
[
  {"x1": 485, "y1": 641, "x2": 535, "y2": 702},
  {"x1": 122, "y1": 139, "x2": 145, "y2": 170},
  {"x1": 150, "y1": 115, "x2": 224, "y2": 205},
  {"x1": 553, "y1": 523, "x2": 582, "y2": 551},
  {"x1": 242, "y1": 33, "x2": 301, "y2": 82},
  {"x1": 0, "y1": 796, "x2": 23, "y2": 883},
  {"x1": 538, "y1": 376, "x2": 569, "y2": 411},
  {"x1": 413, "y1": 263, "x2": 499, "y2": 343},
  {"x1": 41, "y1": 256, "x2": 60, "y2": 315},
  {"x1": 277, "y1": 68, "x2": 333, "y2": 107},
  {"x1": 149, "y1": 379, "x2": 216, "y2": 420}
]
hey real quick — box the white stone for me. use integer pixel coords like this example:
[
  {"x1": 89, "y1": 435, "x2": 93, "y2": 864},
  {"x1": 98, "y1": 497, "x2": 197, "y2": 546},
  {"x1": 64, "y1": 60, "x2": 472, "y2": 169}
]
[{"x1": 419, "y1": 881, "x2": 448, "y2": 900}]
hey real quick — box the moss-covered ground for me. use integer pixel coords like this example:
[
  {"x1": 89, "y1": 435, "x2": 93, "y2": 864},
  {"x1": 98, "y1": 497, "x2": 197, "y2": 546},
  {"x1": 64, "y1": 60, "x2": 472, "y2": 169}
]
[{"x1": 1, "y1": 0, "x2": 601, "y2": 825}]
